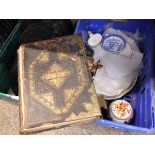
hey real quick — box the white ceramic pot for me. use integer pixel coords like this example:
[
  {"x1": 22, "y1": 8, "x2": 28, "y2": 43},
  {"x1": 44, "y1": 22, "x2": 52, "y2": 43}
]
[{"x1": 109, "y1": 100, "x2": 133, "y2": 124}]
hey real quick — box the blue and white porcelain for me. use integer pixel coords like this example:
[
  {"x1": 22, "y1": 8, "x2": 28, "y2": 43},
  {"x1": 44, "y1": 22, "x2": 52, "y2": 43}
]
[
  {"x1": 87, "y1": 29, "x2": 143, "y2": 99},
  {"x1": 102, "y1": 34, "x2": 125, "y2": 53}
]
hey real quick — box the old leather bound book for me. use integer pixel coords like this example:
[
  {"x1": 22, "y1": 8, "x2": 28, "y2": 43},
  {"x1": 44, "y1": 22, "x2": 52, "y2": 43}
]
[{"x1": 18, "y1": 34, "x2": 101, "y2": 134}]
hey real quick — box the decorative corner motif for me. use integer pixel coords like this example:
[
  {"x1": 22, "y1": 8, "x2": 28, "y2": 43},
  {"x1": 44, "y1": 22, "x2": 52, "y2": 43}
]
[
  {"x1": 37, "y1": 50, "x2": 49, "y2": 63},
  {"x1": 65, "y1": 83, "x2": 101, "y2": 122},
  {"x1": 58, "y1": 52, "x2": 70, "y2": 60}
]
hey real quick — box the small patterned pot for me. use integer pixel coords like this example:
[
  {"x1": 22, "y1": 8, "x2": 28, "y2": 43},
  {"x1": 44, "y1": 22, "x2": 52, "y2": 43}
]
[{"x1": 109, "y1": 100, "x2": 133, "y2": 124}]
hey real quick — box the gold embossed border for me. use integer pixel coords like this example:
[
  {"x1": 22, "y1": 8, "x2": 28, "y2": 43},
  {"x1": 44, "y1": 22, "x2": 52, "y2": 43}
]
[{"x1": 28, "y1": 51, "x2": 88, "y2": 114}]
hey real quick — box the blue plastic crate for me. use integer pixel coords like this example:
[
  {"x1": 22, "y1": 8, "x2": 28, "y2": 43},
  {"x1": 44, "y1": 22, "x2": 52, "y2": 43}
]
[{"x1": 75, "y1": 19, "x2": 155, "y2": 133}]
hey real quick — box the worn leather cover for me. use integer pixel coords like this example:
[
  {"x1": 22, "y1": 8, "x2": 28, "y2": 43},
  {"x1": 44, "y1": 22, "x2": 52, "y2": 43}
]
[{"x1": 18, "y1": 34, "x2": 101, "y2": 134}]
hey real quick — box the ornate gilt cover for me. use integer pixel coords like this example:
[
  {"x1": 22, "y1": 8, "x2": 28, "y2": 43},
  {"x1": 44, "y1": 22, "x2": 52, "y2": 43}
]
[{"x1": 18, "y1": 34, "x2": 101, "y2": 134}]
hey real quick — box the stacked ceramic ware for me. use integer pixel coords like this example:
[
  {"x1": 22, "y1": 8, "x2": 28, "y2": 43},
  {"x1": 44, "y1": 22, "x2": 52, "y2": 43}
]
[{"x1": 87, "y1": 28, "x2": 143, "y2": 100}]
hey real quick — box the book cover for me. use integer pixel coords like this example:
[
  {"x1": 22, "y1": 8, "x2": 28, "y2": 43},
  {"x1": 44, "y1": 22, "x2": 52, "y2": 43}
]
[{"x1": 18, "y1": 34, "x2": 101, "y2": 134}]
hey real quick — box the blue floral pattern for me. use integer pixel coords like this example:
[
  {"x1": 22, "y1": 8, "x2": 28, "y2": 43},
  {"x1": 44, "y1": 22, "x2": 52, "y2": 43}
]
[{"x1": 102, "y1": 34, "x2": 125, "y2": 52}]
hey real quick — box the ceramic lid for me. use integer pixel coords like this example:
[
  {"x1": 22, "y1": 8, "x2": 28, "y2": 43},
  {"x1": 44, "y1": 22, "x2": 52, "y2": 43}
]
[
  {"x1": 88, "y1": 33, "x2": 102, "y2": 47},
  {"x1": 111, "y1": 100, "x2": 133, "y2": 120}
]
